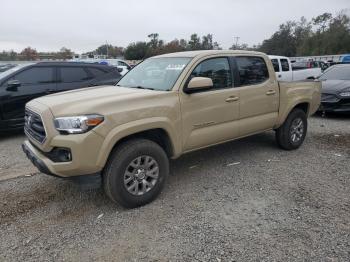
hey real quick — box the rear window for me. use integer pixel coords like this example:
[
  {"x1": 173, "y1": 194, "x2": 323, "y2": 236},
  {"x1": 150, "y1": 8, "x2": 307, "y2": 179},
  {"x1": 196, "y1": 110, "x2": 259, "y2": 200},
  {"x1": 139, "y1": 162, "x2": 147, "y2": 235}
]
[
  {"x1": 236, "y1": 56, "x2": 269, "y2": 86},
  {"x1": 280, "y1": 59, "x2": 290, "y2": 71},
  {"x1": 88, "y1": 67, "x2": 106, "y2": 77},
  {"x1": 60, "y1": 67, "x2": 91, "y2": 83},
  {"x1": 271, "y1": 59, "x2": 280, "y2": 72}
]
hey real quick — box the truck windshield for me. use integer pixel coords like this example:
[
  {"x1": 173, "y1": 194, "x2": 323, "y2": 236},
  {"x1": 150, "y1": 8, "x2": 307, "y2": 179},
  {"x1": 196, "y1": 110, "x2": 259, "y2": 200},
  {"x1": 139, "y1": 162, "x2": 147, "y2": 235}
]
[{"x1": 117, "y1": 57, "x2": 191, "y2": 91}]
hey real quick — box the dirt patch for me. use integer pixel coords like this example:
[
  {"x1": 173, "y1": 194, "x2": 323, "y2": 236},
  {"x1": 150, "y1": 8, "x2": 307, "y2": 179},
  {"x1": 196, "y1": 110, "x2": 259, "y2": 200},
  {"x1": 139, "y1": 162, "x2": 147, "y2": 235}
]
[
  {"x1": 312, "y1": 133, "x2": 350, "y2": 154},
  {"x1": 0, "y1": 186, "x2": 58, "y2": 223}
]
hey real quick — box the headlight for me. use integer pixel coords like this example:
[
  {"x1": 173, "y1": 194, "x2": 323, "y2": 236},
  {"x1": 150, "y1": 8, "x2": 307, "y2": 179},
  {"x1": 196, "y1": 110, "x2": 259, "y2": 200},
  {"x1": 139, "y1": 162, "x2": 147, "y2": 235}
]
[
  {"x1": 54, "y1": 114, "x2": 104, "y2": 134},
  {"x1": 339, "y1": 91, "x2": 350, "y2": 97}
]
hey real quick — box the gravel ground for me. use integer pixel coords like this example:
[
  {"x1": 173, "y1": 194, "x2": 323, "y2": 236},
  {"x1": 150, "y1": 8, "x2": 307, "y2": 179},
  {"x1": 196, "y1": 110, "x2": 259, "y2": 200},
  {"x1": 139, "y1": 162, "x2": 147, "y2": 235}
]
[{"x1": 0, "y1": 115, "x2": 349, "y2": 261}]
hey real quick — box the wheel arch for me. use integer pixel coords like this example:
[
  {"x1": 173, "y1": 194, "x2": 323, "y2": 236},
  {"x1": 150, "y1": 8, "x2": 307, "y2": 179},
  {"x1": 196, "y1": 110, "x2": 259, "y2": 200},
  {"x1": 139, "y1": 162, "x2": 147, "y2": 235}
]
[
  {"x1": 276, "y1": 100, "x2": 310, "y2": 129},
  {"x1": 96, "y1": 118, "x2": 180, "y2": 168}
]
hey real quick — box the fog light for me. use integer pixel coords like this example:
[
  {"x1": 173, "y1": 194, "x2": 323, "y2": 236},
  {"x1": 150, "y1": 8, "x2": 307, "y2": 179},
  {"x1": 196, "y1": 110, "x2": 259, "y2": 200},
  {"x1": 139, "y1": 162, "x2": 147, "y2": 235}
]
[{"x1": 47, "y1": 148, "x2": 72, "y2": 162}]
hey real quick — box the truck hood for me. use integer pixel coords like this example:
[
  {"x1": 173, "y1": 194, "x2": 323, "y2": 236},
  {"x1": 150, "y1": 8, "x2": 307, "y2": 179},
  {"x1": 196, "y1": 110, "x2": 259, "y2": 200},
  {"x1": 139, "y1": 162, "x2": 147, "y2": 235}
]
[
  {"x1": 321, "y1": 80, "x2": 350, "y2": 94},
  {"x1": 31, "y1": 85, "x2": 166, "y2": 116}
]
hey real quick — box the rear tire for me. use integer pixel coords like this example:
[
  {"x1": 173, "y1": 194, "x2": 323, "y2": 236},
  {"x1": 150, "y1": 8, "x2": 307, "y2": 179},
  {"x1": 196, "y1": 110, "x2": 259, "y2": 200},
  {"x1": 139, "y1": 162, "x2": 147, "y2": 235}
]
[
  {"x1": 275, "y1": 108, "x2": 307, "y2": 150},
  {"x1": 103, "y1": 139, "x2": 169, "y2": 208}
]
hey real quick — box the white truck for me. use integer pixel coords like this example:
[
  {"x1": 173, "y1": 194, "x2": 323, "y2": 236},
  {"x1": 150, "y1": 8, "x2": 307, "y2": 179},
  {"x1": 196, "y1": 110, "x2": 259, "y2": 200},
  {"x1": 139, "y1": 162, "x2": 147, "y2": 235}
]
[{"x1": 269, "y1": 56, "x2": 322, "y2": 81}]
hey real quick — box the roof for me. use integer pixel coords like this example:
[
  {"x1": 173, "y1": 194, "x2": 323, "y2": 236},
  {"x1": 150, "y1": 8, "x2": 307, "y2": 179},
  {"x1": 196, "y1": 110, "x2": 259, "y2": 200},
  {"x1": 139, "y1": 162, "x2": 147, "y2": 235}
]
[
  {"x1": 268, "y1": 55, "x2": 288, "y2": 59},
  {"x1": 153, "y1": 50, "x2": 266, "y2": 59},
  {"x1": 34, "y1": 61, "x2": 113, "y2": 67}
]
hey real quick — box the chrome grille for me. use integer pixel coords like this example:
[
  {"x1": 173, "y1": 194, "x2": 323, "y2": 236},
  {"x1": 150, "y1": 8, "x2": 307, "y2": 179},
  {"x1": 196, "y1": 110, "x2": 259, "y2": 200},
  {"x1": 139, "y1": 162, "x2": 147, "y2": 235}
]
[
  {"x1": 321, "y1": 93, "x2": 339, "y2": 102},
  {"x1": 24, "y1": 109, "x2": 47, "y2": 144}
]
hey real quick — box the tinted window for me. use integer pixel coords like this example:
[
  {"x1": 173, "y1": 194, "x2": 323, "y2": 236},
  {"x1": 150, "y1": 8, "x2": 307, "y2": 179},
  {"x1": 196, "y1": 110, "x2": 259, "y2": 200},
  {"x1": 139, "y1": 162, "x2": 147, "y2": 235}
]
[
  {"x1": 319, "y1": 66, "x2": 350, "y2": 80},
  {"x1": 88, "y1": 67, "x2": 106, "y2": 77},
  {"x1": 271, "y1": 59, "x2": 280, "y2": 72},
  {"x1": 190, "y1": 58, "x2": 232, "y2": 89},
  {"x1": 60, "y1": 67, "x2": 90, "y2": 83},
  {"x1": 280, "y1": 59, "x2": 290, "y2": 71},
  {"x1": 236, "y1": 57, "x2": 269, "y2": 86},
  {"x1": 13, "y1": 67, "x2": 54, "y2": 84}
]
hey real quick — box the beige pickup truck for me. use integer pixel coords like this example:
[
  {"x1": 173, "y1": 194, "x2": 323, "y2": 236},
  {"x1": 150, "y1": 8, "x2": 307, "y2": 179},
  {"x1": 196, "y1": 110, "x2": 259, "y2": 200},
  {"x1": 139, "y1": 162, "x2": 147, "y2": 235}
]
[{"x1": 22, "y1": 50, "x2": 321, "y2": 208}]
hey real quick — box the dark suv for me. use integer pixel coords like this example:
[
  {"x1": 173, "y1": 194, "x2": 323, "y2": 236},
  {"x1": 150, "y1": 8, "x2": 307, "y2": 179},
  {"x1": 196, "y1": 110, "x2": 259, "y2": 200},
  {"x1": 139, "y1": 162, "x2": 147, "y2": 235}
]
[{"x1": 0, "y1": 62, "x2": 122, "y2": 131}]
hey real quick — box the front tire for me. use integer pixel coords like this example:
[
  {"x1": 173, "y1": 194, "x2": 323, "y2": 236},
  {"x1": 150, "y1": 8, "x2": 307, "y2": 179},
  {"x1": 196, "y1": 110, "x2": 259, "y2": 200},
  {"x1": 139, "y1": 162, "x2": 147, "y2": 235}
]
[
  {"x1": 275, "y1": 108, "x2": 307, "y2": 150},
  {"x1": 103, "y1": 139, "x2": 169, "y2": 208}
]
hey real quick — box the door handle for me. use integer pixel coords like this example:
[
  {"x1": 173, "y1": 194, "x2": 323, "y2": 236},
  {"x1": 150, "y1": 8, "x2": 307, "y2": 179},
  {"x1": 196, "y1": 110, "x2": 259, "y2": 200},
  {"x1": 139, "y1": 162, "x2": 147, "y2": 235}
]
[
  {"x1": 225, "y1": 96, "x2": 239, "y2": 102},
  {"x1": 266, "y1": 90, "x2": 276, "y2": 96}
]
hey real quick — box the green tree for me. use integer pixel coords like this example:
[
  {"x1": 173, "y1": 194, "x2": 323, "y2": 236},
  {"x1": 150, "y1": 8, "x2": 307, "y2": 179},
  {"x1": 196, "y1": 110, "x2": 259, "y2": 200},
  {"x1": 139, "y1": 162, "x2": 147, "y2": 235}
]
[
  {"x1": 201, "y1": 34, "x2": 213, "y2": 50},
  {"x1": 124, "y1": 42, "x2": 149, "y2": 60},
  {"x1": 188, "y1": 34, "x2": 201, "y2": 50}
]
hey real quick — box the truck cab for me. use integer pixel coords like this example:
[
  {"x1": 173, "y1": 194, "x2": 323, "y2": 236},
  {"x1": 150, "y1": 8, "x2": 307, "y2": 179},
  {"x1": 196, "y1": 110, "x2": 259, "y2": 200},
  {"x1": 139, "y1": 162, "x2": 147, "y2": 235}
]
[{"x1": 269, "y1": 55, "x2": 322, "y2": 81}]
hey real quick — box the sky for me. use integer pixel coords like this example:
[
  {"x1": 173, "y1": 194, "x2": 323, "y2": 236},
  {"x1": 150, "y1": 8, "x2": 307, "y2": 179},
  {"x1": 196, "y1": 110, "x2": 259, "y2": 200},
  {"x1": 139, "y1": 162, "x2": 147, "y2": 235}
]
[{"x1": 0, "y1": 0, "x2": 349, "y2": 53}]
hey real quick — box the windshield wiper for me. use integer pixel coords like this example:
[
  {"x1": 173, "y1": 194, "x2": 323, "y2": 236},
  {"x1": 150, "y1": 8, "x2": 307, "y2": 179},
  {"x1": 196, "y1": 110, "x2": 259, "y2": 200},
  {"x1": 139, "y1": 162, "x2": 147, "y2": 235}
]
[
  {"x1": 116, "y1": 84, "x2": 155, "y2": 90},
  {"x1": 130, "y1": 86, "x2": 155, "y2": 90}
]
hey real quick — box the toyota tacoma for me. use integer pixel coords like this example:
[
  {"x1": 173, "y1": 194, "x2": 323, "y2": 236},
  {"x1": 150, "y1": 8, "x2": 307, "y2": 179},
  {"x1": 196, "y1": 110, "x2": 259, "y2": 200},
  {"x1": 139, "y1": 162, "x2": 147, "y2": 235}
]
[{"x1": 22, "y1": 50, "x2": 321, "y2": 208}]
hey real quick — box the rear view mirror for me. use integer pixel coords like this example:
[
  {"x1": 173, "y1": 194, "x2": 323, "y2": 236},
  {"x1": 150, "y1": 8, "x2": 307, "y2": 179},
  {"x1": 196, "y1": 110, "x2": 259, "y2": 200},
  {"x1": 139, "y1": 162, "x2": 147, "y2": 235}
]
[
  {"x1": 6, "y1": 80, "x2": 21, "y2": 91},
  {"x1": 185, "y1": 77, "x2": 213, "y2": 94},
  {"x1": 117, "y1": 67, "x2": 123, "y2": 73}
]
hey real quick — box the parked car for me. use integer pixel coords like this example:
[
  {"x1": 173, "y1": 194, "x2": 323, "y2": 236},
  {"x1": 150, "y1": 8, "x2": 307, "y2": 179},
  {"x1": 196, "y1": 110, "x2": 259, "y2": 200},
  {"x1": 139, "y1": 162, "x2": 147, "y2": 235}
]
[
  {"x1": 22, "y1": 50, "x2": 321, "y2": 208},
  {"x1": 269, "y1": 56, "x2": 322, "y2": 81},
  {"x1": 0, "y1": 62, "x2": 121, "y2": 131},
  {"x1": 0, "y1": 63, "x2": 17, "y2": 73},
  {"x1": 292, "y1": 61, "x2": 328, "y2": 71},
  {"x1": 105, "y1": 59, "x2": 132, "y2": 75},
  {"x1": 318, "y1": 64, "x2": 350, "y2": 113},
  {"x1": 75, "y1": 59, "x2": 132, "y2": 75}
]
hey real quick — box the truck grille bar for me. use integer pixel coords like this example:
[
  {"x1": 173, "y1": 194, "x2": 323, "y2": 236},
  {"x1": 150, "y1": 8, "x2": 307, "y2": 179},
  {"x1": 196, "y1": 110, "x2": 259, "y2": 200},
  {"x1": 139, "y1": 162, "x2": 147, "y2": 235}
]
[{"x1": 24, "y1": 109, "x2": 47, "y2": 144}]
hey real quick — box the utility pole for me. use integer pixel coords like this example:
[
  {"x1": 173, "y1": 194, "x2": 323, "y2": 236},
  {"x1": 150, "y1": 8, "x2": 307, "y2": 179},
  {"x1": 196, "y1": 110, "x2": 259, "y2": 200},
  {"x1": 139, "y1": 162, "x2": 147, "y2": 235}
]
[
  {"x1": 106, "y1": 40, "x2": 109, "y2": 58},
  {"x1": 233, "y1": 36, "x2": 240, "y2": 49}
]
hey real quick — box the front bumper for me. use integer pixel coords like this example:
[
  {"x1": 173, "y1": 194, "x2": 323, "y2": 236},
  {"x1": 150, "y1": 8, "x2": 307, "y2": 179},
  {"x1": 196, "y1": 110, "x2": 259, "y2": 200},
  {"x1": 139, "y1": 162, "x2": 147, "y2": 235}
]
[
  {"x1": 22, "y1": 141, "x2": 102, "y2": 187},
  {"x1": 22, "y1": 141, "x2": 54, "y2": 176},
  {"x1": 22, "y1": 127, "x2": 105, "y2": 177},
  {"x1": 320, "y1": 98, "x2": 350, "y2": 112}
]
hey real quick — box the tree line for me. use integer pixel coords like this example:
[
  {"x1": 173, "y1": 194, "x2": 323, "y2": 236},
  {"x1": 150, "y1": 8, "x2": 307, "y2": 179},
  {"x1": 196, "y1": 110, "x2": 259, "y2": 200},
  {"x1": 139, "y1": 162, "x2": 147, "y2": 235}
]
[
  {"x1": 0, "y1": 47, "x2": 73, "y2": 61},
  {"x1": 258, "y1": 11, "x2": 350, "y2": 56},
  {"x1": 1, "y1": 10, "x2": 349, "y2": 61}
]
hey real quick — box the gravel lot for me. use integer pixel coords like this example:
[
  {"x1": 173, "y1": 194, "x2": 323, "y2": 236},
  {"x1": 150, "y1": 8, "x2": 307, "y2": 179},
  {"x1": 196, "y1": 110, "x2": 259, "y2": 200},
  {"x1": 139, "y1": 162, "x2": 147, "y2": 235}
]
[{"x1": 0, "y1": 115, "x2": 349, "y2": 261}]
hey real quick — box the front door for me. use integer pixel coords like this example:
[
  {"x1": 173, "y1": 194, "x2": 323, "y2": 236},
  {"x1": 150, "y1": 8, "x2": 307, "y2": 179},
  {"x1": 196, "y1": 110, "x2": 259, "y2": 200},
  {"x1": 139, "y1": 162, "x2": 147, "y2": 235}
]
[
  {"x1": 1, "y1": 66, "x2": 56, "y2": 121},
  {"x1": 180, "y1": 57, "x2": 240, "y2": 151}
]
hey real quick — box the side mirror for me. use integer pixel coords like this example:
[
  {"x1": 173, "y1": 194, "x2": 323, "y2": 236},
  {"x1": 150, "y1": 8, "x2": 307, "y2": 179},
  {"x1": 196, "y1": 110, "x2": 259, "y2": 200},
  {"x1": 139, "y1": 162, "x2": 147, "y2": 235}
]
[
  {"x1": 7, "y1": 80, "x2": 21, "y2": 91},
  {"x1": 184, "y1": 77, "x2": 213, "y2": 94},
  {"x1": 117, "y1": 67, "x2": 123, "y2": 73}
]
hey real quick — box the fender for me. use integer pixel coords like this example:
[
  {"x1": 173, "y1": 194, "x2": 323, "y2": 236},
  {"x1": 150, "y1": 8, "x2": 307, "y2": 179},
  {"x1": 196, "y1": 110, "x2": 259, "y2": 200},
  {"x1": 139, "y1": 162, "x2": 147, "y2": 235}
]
[
  {"x1": 95, "y1": 117, "x2": 181, "y2": 168},
  {"x1": 275, "y1": 98, "x2": 310, "y2": 128}
]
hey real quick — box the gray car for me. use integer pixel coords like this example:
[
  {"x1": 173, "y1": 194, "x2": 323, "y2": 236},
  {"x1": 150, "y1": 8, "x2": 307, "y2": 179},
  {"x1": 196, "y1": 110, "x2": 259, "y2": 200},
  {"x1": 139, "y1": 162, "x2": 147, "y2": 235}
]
[{"x1": 319, "y1": 64, "x2": 350, "y2": 113}]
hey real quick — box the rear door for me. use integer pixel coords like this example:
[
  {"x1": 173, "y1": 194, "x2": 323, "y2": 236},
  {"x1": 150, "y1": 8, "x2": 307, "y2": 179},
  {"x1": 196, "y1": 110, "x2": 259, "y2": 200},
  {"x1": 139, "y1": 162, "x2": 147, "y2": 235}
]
[
  {"x1": 57, "y1": 66, "x2": 93, "y2": 91},
  {"x1": 233, "y1": 56, "x2": 279, "y2": 136},
  {"x1": 86, "y1": 67, "x2": 121, "y2": 86},
  {"x1": 1, "y1": 66, "x2": 56, "y2": 120}
]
